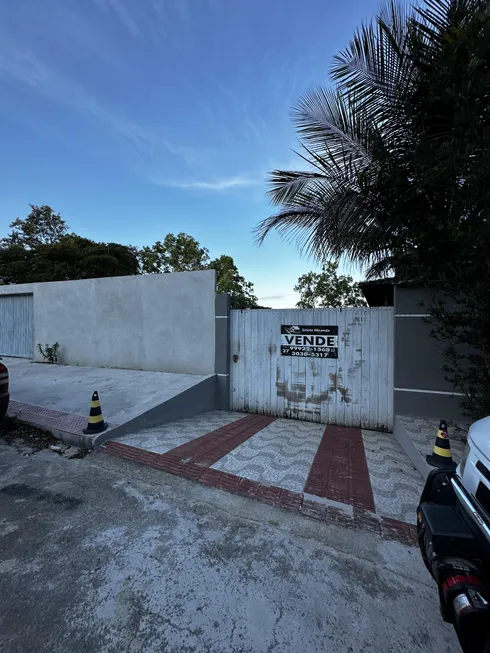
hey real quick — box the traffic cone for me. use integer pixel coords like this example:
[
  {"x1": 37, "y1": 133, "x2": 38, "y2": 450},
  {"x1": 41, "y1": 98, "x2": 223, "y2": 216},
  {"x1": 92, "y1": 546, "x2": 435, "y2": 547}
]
[
  {"x1": 426, "y1": 419, "x2": 456, "y2": 469},
  {"x1": 82, "y1": 391, "x2": 107, "y2": 435}
]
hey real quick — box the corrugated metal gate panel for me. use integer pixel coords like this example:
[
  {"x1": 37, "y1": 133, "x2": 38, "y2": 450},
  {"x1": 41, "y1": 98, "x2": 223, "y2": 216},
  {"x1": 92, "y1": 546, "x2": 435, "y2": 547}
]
[
  {"x1": 230, "y1": 308, "x2": 394, "y2": 431},
  {"x1": 0, "y1": 294, "x2": 34, "y2": 358}
]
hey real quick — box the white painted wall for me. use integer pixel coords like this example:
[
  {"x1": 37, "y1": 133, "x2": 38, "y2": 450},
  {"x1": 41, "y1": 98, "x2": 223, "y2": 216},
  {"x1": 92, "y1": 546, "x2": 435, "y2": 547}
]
[{"x1": 0, "y1": 271, "x2": 216, "y2": 375}]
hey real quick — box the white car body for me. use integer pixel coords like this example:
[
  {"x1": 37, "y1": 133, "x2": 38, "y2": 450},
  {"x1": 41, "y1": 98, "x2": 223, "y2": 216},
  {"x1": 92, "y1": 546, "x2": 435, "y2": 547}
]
[{"x1": 458, "y1": 416, "x2": 490, "y2": 506}]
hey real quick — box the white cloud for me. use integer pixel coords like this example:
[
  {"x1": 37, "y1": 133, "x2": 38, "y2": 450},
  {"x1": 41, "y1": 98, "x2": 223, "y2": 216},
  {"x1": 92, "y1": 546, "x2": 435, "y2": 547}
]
[
  {"x1": 0, "y1": 37, "x2": 198, "y2": 174},
  {"x1": 92, "y1": 0, "x2": 140, "y2": 36},
  {"x1": 257, "y1": 292, "x2": 299, "y2": 309},
  {"x1": 0, "y1": 17, "x2": 271, "y2": 188},
  {"x1": 159, "y1": 175, "x2": 261, "y2": 191},
  {"x1": 258, "y1": 294, "x2": 288, "y2": 301},
  {"x1": 91, "y1": 0, "x2": 197, "y2": 41}
]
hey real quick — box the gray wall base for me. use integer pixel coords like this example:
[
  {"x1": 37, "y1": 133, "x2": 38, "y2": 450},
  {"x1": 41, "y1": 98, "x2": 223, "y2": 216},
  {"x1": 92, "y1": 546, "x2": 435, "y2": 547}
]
[
  {"x1": 215, "y1": 375, "x2": 230, "y2": 411},
  {"x1": 93, "y1": 375, "x2": 219, "y2": 447},
  {"x1": 394, "y1": 416, "x2": 431, "y2": 481},
  {"x1": 394, "y1": 390, "x2": 465, "y2": 423}
]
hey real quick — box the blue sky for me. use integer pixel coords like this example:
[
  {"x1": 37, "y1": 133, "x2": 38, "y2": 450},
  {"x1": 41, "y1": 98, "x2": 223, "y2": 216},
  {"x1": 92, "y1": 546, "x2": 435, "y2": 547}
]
[{"x1": 0, "y1": 0, "x2": 380, "y2": 307}]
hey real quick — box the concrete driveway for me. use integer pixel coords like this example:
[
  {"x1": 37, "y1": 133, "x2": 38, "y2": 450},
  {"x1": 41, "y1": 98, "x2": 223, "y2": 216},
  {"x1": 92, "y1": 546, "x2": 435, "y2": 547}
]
[
  {"x1": 4, "y1": 357, "x2": 213, "y2": 446},
  {"x1": 4, "y1": 357, "x2": 209, "y2": 423},
  {"x1": 0, "y1": 443, "x2": 459, "y2": 653}
]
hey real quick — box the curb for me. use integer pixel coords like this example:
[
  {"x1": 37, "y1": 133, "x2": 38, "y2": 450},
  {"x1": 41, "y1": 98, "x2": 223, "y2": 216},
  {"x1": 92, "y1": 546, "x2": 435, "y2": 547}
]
[
  {"x1": 7, "y1": 400, "x2": 120, "y2": 449},
  {"x1": 394, "y1": 416, "x2": 431, "y2": 481},
  {"x1": 99, "y1": 440, "x2": 418, "y2": 547}
]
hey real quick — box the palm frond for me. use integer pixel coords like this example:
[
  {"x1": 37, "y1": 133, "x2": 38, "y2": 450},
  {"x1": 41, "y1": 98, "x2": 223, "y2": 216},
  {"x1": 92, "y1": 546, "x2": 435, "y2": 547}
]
[
  {"x1": 258, "y1": 0, "x2": 489, "y2": 279},
  {"x1": 292, "y1": 87, "x2": 374, "y2": 165},
  {"x1": 416, "y1": 0, "x2": 483, "y2": 33},
  {"x1": 331, "y1": 1, "x2": 415, "y2": 115},
  {"x1": 266, "y1": 169, "x2": 330, "y2": 207}
]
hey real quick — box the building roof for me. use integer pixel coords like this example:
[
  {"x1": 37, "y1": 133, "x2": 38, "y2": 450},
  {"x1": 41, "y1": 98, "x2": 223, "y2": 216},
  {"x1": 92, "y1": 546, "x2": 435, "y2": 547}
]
[{"x1": 359, "y1": 279, "x2": 395, "y2": 307}]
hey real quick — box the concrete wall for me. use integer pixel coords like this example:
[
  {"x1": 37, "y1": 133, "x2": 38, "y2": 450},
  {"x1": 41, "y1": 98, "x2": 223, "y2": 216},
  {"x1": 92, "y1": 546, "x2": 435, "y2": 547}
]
[
  {"x1": 394, "y1": 286, "x2": 464, "y2": 421},
  {"x1": 215, "y1": 293, "x2": 231, "y2": 410},
  {"x1": 0, "y1": 271, "x2": 217, "y2": 375}
]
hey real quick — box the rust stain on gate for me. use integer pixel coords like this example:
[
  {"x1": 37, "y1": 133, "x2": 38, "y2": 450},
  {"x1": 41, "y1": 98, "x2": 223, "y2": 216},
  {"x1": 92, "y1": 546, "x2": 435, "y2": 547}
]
[
  {"x1": 329, "y1": 372, "x2": 351, "y2": 403},
  {"x1": 276, "y1": 380, "x2": 331, "y2": 405}
]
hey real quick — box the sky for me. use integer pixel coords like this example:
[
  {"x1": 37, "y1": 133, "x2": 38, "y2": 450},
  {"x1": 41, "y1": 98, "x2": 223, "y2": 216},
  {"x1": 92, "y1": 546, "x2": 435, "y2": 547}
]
[{"x1": 0, "y1": 0, "x2": 380, "y2": 307}]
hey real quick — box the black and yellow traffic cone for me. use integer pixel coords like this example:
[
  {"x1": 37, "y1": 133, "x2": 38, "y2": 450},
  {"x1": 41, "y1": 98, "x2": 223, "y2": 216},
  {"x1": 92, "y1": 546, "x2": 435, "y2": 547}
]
[
  {"x1": 426, "y1": 419, "x2": 456, "y2": 469},
  {"x1": 82, "y1": 391, "x2": 107, "y2": 435}
]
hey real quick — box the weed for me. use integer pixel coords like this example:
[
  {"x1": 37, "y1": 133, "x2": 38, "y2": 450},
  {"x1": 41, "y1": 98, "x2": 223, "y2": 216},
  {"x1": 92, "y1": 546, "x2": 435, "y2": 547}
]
[{"x1": 37, "y1": 342, "x2": 60, "y2": 364}]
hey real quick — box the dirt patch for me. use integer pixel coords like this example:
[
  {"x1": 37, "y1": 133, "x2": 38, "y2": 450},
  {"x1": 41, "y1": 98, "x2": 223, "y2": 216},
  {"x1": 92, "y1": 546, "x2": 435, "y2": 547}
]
[
  {"x1": 0, "y1": 416, "x2": 59, "y2": 449},
  {"x1": 0, "y1": 416, "x2": 90, "y2": 458}
]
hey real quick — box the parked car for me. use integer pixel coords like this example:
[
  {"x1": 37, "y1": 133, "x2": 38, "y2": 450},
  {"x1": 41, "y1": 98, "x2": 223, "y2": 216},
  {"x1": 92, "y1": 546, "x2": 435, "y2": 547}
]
[{"x1": 0, "y1": 361, "x2": 9, "y2": 421}]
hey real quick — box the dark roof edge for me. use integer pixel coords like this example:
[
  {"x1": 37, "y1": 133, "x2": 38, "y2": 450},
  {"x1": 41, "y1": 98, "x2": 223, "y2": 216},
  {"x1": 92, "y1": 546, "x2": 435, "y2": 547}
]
[{"x1": 359, "y1": 278, "x2": 442, "y2": 288}]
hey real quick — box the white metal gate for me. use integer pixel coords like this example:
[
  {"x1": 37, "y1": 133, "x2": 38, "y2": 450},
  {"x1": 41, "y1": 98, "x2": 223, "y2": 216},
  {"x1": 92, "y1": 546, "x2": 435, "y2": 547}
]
[
  {"x1": 230, "y1": 308, "x2": 394, "y2": 431},
  {"x1": 0, "y1": 294, "x2": 34, "y2": 358}
]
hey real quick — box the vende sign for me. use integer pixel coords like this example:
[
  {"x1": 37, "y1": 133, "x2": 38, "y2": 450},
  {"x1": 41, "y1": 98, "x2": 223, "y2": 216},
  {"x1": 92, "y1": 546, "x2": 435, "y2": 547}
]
[
  {"x1": 280, "y1": 325, "x2": 338, "y2": 359},
  {"x1": 282, "y1": 334, "x2": 338, "y2": 347}
]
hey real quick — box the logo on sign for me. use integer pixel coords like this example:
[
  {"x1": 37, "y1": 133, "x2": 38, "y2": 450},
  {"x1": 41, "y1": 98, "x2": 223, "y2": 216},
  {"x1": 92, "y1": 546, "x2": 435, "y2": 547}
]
[{"x1": 280, "y1": 325, "x2": 339, "y2": 359}]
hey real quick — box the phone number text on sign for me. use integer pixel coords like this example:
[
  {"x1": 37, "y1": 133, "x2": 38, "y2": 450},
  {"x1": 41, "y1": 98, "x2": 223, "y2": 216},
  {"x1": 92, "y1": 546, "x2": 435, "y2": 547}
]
[{"x1": 280, "y1": 325, "x2": 338, "y2": 359}]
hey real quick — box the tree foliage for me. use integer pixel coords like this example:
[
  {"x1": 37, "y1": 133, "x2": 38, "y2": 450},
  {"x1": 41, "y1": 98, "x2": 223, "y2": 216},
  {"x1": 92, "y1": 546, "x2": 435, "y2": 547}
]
[
  {"x1": 139, "y1": 233, "x2": 210, "y2": 274},
  {"x1": 256, "y1": 0, "x2": 490, "y2": 284},
  {"x1": 209, "y1": 255, "x2": 258, "y2": 309},
  {"x1": 0, "y1": 209, "x2": 259, "y2": 310},
  {"x1": 295, "y1": 262, "x2": 366, "y2": 308},
  {"x1": 256, "y1": 0, "x2": 490, "y2": 418},
  {"x1": 0, "y1": 206, "x2": 139, "y2": 283},
  {"x1": 3, "y1": 205, "x2": 68, "y2": 248},
  {"x1": 139, "y1": 237, "x2": 259, "y2": 309}
]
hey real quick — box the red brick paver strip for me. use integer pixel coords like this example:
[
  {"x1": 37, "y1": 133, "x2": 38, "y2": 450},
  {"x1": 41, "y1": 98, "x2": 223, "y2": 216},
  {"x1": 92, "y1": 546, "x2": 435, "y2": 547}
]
[
  {"x1": 99, "y1": 440, "x2": 417, "y2": 547},
  {"x1": 380, "y1": 516, "x2": 416, "y2": 546},
  {"x1": 99, "y1": 416, "x2": 417, "y2": 546},
  {"x1": 8, "y1": 399, "x2": 119, "y2": 434},
  {"x1": 304, "y1": 425, "x2": 375, "y2": 512},
  {"x1": 162, "y1": 414, "x2": 276, "y2": 467}
]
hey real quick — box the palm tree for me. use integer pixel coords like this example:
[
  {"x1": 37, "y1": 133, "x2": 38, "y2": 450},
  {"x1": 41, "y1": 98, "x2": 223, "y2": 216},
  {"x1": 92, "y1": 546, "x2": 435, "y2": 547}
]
[{"x1": 256, "y1": 0, "x2": 490, "y2": 281}]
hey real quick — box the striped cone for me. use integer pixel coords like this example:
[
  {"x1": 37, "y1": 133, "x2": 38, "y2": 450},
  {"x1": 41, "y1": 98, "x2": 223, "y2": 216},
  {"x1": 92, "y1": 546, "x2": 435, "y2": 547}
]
[
  {"x1": 426, "y1": 419, "x2": 456, "y2": 469},
  {"x1": 82, "y1": 391, "x2": 107, "y2": 435}
]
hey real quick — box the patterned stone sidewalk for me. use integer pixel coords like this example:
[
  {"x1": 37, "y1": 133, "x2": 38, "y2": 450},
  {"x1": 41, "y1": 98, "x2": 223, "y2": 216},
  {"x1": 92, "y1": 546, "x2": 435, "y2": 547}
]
[
  {"x1": 362, "y1": 430, "x2": 423, "y2": 524},
  {"x1": 100, "y1": 412, "x2": 423, "y2": 545},
  {"x1": 398, "y1": 415, "x2": 467, "y2": 465},
  {"x1": 116, "y1": 410, "x2": 246, "y2": 454},
  {"x1": 213, "y1": 419, "x2": 325, "y2": 493}
]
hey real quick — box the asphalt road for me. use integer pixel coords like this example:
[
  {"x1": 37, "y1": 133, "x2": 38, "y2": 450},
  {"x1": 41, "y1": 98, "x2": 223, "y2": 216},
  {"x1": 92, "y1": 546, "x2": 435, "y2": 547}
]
[{"x1": 0, "y1": 442, "x2": 460, "y2": 653}]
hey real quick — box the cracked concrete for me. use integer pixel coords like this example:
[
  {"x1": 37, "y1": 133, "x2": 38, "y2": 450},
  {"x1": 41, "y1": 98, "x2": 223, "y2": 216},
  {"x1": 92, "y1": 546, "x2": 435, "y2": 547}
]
[{"x1": 0, "y1": 442, "x2": 459, "y2": 653}]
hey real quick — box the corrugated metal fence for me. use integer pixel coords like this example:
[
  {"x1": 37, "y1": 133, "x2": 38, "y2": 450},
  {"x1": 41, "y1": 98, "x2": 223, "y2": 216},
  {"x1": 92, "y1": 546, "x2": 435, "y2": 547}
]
[
  {"x1": 230, "y1": 308, "x2": 394, "y2": 431},
  {"x1": 0, "y1": 294, "x2": 34, "y2": 358}
]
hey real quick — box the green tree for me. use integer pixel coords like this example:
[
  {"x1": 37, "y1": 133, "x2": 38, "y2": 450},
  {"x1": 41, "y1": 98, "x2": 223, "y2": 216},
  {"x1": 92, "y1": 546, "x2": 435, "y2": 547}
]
[
  {"x1": 139, "y1": 233, "x2": 210, "y2": 273},
  {"x1": 209, "y1": 255, "x2": 258, "y2": 309},
  {"x1": 2, "y1": 205, "x2": 68, "y2": 248},
  {"x1": 295, "y1": 262, "x2": 366, "y2": 308},
  {"x1": 255, "y1": 0, "x2": 490, "y2": 418},
  {"x1": 0, "y1": 237, "x2": 139, "y2": 284},
  {"x1": 0, "y1": 207, "x2": 139, "y2": 284},
  {"x1": 140, "y1": 233, "x2": 259, "y2": 308}
]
